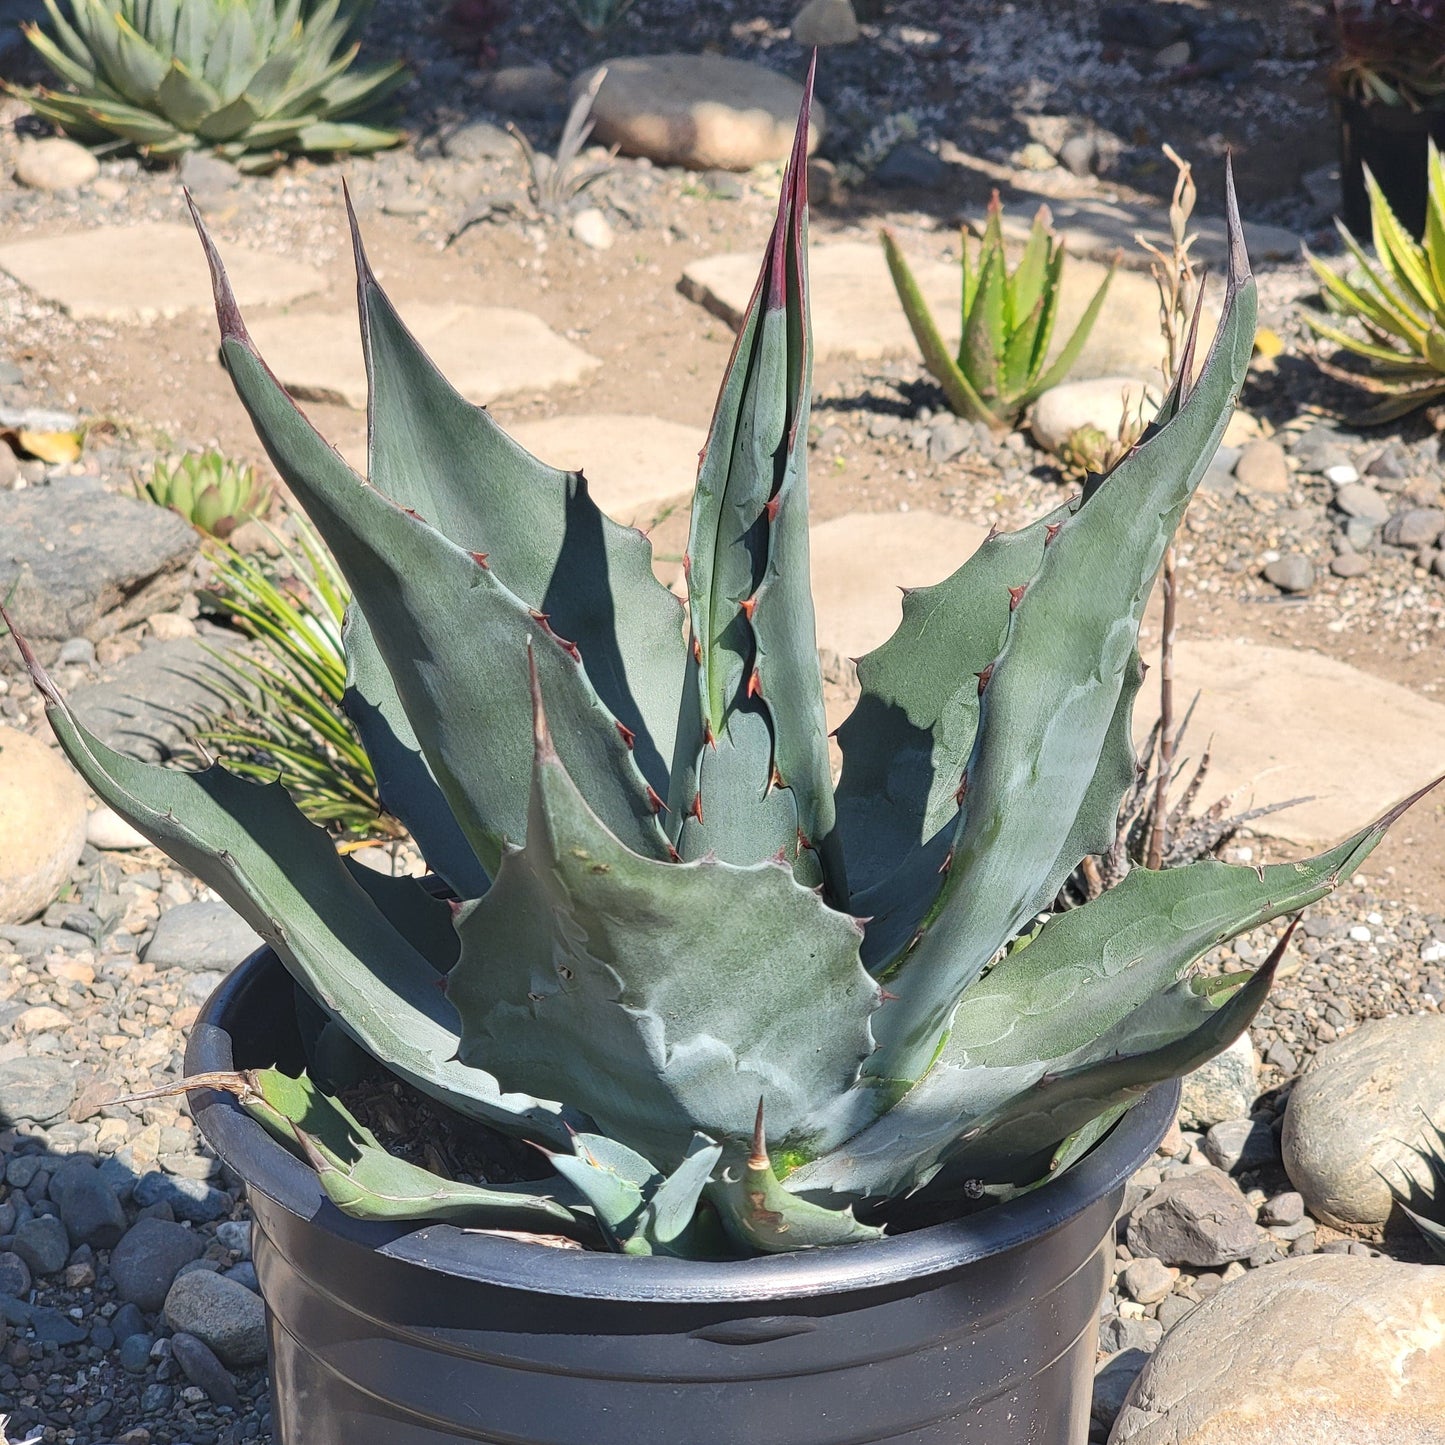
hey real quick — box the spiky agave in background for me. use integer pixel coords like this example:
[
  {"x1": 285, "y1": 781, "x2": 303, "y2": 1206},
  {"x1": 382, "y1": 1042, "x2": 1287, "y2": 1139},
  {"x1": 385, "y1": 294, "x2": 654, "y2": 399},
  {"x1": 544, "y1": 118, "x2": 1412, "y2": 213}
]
[
  {"x1": 18, "y1": 0, "x2": 405, "y2": 172},
  {"x1": 5, "y1": 69, "x2": 1431, "y2": 1257}
]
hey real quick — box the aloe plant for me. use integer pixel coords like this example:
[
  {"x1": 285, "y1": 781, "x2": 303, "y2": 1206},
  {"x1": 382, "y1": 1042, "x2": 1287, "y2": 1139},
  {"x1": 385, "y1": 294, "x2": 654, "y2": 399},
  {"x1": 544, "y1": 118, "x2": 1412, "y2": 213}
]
[
  {"x1": 1391, "y1": 1111, "x2": 1445, "y2": 1261},
  {"x1": 197, "y1": 518, "x2": 395, "y2": 837},
  {"x1": 142, "y1": 448, "x2": 271, "y2": 539},
  {"x1": 1303, "y1": 140, "x2": 1445, "y2": 420},
  {"x1": 884, "y1": 194, "x2": 1116, "y2": 431},
  {"x1": 18, "y1": 0, "x2": 406, "y2": 172},
  {"x1": 4, "y1": 70, "x2": 1431, "y2": 1259}
]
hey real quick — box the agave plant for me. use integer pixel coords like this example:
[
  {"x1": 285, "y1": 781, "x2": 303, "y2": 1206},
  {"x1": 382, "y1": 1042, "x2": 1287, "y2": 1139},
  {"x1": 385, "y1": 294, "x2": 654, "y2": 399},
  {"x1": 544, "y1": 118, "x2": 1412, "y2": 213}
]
[
  {"x1": 565, "y1": 0, "x2": 633, "y2": 37},
  {"x1": 142, "y1": 448, "x2": 271, "y2": 539},
  {"x1": 4, "y1": 77, "x2": 1430, "y2": 1259},
  {"x1": 449, "y1": 70, "x2": 612, "y2": 241},
  {"x1": 1329, "y1": 0, "x2": 1445, "y2": 109},
  {"x1": 884, "y1": 194, "x2": 1116, "y2": 431},
  {"x1": 1390, "y1": 1111, "x2": 1445, "y2": 1261},
  {"x1": 18, "y1": 0, "x2": 406, "y2": 172},
  {"x1": 1303, "y1": 140, "x2": 1445, "y2": 421}
]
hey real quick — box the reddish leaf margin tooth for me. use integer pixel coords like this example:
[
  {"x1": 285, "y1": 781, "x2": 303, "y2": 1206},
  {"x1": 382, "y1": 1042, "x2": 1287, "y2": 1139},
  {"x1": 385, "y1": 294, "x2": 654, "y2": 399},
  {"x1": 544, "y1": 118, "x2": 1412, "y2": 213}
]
[
  {"x1": 739, "y1": 595, "x2": 757, "y2": 620},
  {"x1": 1008, "y1": 584, "x2": 1027, "y2": 611},
  {"x1": 667, "y1": 844, "x2": 682, "y2": 863},
  {"x1": 746, "y1": 668, "x2": 763, "y2": 699},
  {"x1": 689, "y1": 792, "x2": 705, "y2": 823},
  {"x1": 692, "y1": 635, "x2": 703, "y2": 664},
  {"x1": 764, "y1": 495, "x2": 781, "y2": 524},
  {"x1": 615, "y1": 720, "x2": 636, "y2": 749},
  {"x1": 703, "y1": 719, "x2": 717, "y2": 749},
  {"x1": 938, "y1": 847, "x2": 954, "y2": 875},
  {"x1": 976, "y1": 662, "x2": 994, "y2": 696},
  {"x1": 645, "y1": 785, "x2": 668, "y2": 814},
  {"x1": 768, "y1": 763, "x2": 786, "y2": 792},
  {"x1": 954, "y1": 772, "x2": 968, "y2": 807},
  {"x1": 1044, "y1": 522, "x2": 1062, "y2": 546},
  {"x1": 469, "y1": 551, "x2": 489, "y2": 568}
]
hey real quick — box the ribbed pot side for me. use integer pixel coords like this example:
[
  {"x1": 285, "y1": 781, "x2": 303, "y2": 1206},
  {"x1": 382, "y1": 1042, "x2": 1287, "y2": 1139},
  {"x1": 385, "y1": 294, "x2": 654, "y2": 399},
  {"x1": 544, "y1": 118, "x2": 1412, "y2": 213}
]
[{"x1": 188, "y1": 946, "x2": 1178, "y2": 1445}]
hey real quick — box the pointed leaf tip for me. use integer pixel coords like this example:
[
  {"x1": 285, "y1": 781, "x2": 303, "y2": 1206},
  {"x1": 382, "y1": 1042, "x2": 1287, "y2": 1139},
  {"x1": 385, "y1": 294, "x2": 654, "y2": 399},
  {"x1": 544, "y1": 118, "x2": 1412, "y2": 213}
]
[
  {"x1": 0, "y1": 603, "x2": 61, "y2": 708},
  {"x1": 1372, "y1": 773, "x2": 1445, "y2": 837},
  {"x1": 184, "y1": 191, "x2": 246, "y2": 343},
  {"x1": 1223, "y1": 153, "x2": 1250, "y2": 290}
]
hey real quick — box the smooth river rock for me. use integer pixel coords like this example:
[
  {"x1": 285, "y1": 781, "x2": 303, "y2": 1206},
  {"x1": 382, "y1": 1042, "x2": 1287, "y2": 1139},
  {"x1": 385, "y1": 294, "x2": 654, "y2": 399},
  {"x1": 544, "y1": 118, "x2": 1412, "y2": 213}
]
[
  {"x1": 575, "y1": 54, "x2": 824, "y2": 171},
  {"x1": 1282, "y1": 1015, "x2": 1445, "y2": 1229},
  {"x1": 1109, "y1": 1254, "x2": 1445, "y2": 1443},
  {"x1": 0, "y1": 727, "x2": 87, "y2": 924}
]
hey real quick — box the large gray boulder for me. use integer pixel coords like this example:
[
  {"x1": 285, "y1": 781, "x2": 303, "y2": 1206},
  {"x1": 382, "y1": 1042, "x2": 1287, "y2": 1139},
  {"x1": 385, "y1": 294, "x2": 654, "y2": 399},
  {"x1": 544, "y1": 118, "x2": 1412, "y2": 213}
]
[
  {"x1": 0, "y1": 481, "x2": 197, "y2": 660},
  {"x1": 1109, "y1": 1254, "x2": 1445, "y2": 1443}
]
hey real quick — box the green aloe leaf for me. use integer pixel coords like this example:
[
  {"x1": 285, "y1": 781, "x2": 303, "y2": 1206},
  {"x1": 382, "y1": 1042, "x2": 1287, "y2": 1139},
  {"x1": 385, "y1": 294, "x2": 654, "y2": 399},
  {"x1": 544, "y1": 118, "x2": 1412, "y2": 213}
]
[
  {"x1": 961, "y1": 240, "x2": 1006, "y2": 404},
  {"x1": 1009, "y1": 208, "x2": 1052, "y2": 329},
  {"x1": 446, "y1": 655, "x2": 883, "y2": 1174},
  {"x1": 882, "y1": 229, "x2": 998, "y2": 428},
  {"x1": 1027, "y1": 256, "x2": 1114, "y2": 402},
  {"x1": 668, "y1": 61, "x2": 837, "y2": 890}
]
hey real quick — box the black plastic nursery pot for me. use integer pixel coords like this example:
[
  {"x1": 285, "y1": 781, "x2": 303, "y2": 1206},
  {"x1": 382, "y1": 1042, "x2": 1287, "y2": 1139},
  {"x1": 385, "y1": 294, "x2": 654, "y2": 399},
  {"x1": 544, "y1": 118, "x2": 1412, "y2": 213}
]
[
  {"x1": 1337, "y1": 94, "x2": 1445, "y2": 238},
  {"x1": 187, "y1": 946, "x2": 1179, "y2": 1445}
]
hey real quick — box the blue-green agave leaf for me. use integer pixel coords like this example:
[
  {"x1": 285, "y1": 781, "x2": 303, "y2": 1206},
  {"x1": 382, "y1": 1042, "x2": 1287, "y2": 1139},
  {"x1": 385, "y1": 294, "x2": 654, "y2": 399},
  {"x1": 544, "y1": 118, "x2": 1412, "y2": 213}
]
[
  {"x1": 867, "y1": 166, "x2": 1257, "y2": 1084},
  {"x1": 668, "y1": 60, "x2": 837, "y2": 893},
  {"x1": 1, "y1": 618, "x2": 573, "y2": 1146},
  {"x1": 792, "y1": 794, "x2": 1422, "y2": 1204},
  {"x1": 339, "y1": 192, "x2": 684, "y2": 890},
  {"x1": 189, "y1": 198, "x2": 672, "y2": 879},
  {"x1": 447, "y1": 654, "x2": 883, "y2": 1173},
  {"x1": 235, "y1": 1067, "x2": 577, "y2": 1228}
]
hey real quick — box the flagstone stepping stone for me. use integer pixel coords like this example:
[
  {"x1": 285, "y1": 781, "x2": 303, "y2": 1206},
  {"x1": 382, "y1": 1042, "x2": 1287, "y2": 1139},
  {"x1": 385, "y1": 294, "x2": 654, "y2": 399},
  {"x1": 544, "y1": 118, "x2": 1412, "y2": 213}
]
[
  {"x1": 501, "y1": 413, "x2": 705, "y2": 526},
  {"x1": 574, "y1": 54, "x2": 825, "y2": 171},
  {"x1": 1145, "y1": 639, "x2": 1445, "y2": 846},
  {"x1": 246, "y1": 304, "x2": 601, "y2": 411},
  {"x1": 0, "y1": 223, "x2": 324, "y2": 323},
  {"x1": 1108, "y1": 1254, "x2": 1445, "y2": 1444},
  {"x1": 809, "y1": 510, "x2": 989, "y2": 663},
  {"x1": 0, "y1": 480, "x2": 198, "y2": 657},
  {"x1": 996, "y1": 191, "x2": 1301, "y2": 274},
  {"x1": 681, "y1": 242, "x2": 1213, "y2": 383}
]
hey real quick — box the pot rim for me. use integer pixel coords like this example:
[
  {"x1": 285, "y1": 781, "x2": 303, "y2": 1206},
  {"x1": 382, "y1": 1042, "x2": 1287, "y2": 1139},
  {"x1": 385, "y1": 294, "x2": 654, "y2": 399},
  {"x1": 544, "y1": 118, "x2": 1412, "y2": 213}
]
[{"x1": 189, "y1": 945, "x2": 1178, "y2": 1305}]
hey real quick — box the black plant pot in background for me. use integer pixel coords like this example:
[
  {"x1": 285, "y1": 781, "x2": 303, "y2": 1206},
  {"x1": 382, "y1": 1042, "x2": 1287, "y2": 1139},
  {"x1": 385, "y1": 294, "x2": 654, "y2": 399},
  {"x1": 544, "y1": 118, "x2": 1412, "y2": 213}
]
[
  {"x1": 1337, "y1": 94, "x2": 1445, "y2": 238},
  {"x1": 188, "y1": 947, "x2": 1179, "y2": 1445}
]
